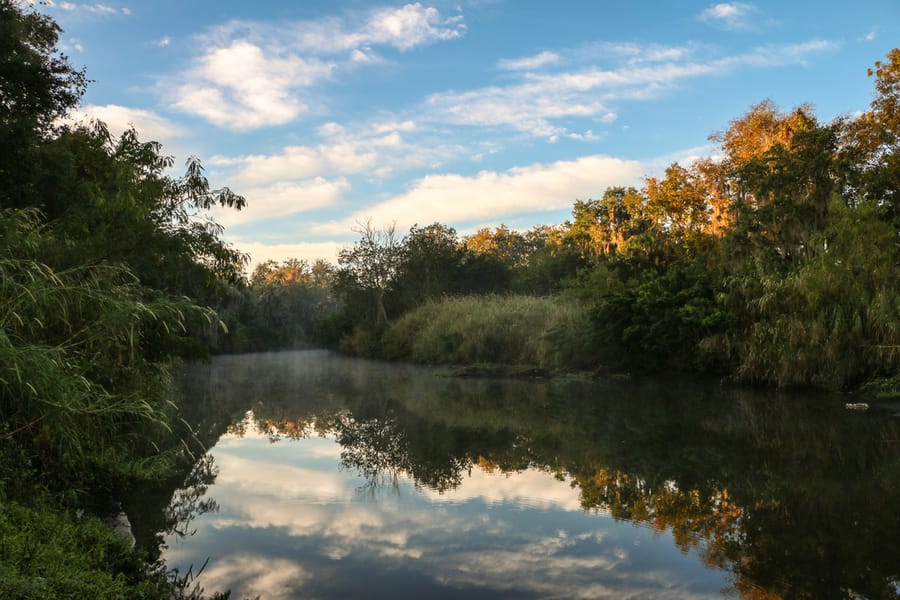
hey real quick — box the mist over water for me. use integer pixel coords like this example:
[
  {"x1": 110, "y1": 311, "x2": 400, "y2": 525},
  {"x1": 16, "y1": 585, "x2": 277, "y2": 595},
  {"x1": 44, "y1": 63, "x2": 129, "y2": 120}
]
[{"x1": 136, "y1": 350, "x2": 900, "y2": 599}]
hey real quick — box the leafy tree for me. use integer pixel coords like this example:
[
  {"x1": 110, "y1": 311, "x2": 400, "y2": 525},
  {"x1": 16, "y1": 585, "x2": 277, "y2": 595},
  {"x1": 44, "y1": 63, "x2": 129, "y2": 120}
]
[
  {"x1": 644, "y1": 163, "x2": 711, "y2": 250},
  {"x1": 843, "y1": 48, "x2": 900, "y2": 224},
  {"x1": 562, "y1": 187, "x2": 648, "y2": 259},
  {"x1": 236, "y1": 258, "x2": 337, "y2": 350},
  {"x1": 734, "y1": 111, "x2": 840, "y2": 263},
  {"x1": 0, "y1": 0, "x2": 87, "y2": 210},
  {"x1": 394, "y1": 222, "x2": 466, "y2": 306}
]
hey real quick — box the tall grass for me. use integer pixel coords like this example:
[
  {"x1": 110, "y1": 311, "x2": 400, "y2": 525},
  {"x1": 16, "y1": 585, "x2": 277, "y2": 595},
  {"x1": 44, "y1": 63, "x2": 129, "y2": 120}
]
[{"x1": 381, "y1": 295, "x2": 597, "y2": 370}]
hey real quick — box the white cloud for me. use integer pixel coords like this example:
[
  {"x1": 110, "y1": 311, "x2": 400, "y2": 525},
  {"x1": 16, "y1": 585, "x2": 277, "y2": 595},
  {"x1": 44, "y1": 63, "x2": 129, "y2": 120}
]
[
  {"x1": 210, "y1": 176, "x2": 349, "y2": 228},
  {"x1": 171, "y1": 40, "x2": 334, "y2": 130},
  {"x1": 582, "y1": 41, "x2": 698, "y2": 65},
  {"x1": 52, "y1": 1, "x2": 129, "y2": 16},
  {"x1": 169, "y1": 4, "x2": 464, "y2": 130},
  {"x1": 498, "y1": 50, "x2": 560, "y2": 71},
  {"x1": 213, "y1": 119, "x2": 445, "y2": 187},
  {"x1": 361, "y1": 3, "x2": 466, "y2": 51},
  {"x1": 699, "y1": 2, "x2": 759, "y2": 30},
  {"x1": 320, "y1": 154, "x2": 643, "y2": 234},
  {"x1": 155, "y1": 36, "x2": 171, "y2": 47},
  {"x1": 426, "y1": 81, "x2": 614, "y2": 139},
  {"x1": 63, "y1": 104, "x2": 187, "y2": 142},
  {"x1": 862, "y1": 31, "x2": 877, "y2": 42},
  {"x1": 61, "y1": 37, "x2": 84, "y2": 53}
]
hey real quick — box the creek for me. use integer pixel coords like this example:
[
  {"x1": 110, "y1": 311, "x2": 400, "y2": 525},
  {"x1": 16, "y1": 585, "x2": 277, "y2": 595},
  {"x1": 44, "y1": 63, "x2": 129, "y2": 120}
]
[{"x1": 127, "y1": 350, "x2": 900, "y2": 599}]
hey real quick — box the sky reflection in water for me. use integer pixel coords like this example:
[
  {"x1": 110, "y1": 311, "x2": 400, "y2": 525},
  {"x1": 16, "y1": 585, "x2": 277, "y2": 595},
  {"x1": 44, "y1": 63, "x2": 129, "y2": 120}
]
[
  {"x1": 153, "y1": 350, "x2": 900, "y2": 600},
  {"x1": 164, "y1": 413, "x2": 725, "y2": 599}
]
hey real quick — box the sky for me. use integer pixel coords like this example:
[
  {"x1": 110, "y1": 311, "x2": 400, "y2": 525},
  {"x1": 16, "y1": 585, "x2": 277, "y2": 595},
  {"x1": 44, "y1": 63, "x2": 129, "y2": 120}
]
[{"x1": 27, "y1": 0, "x2": 900, "y2": 271}]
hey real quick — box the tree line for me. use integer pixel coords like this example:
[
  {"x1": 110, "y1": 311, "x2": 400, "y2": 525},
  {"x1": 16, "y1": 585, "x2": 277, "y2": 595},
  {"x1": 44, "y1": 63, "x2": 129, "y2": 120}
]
[{"x1": 235, "y1": 56, "x2": 898, "y2": 391}]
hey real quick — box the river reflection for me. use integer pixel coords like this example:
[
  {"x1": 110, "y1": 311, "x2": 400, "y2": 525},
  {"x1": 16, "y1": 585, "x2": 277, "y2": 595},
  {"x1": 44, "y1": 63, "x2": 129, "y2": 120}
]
[{"x1": 142, "y1": 350, "x2": 900, "y2": 599}]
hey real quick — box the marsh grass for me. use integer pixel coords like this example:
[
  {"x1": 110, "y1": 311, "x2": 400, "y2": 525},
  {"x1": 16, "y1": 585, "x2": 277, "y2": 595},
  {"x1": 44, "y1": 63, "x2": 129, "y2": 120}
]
[{"x1": 381, "y1": 295, "x2": 597, "y2": 370}]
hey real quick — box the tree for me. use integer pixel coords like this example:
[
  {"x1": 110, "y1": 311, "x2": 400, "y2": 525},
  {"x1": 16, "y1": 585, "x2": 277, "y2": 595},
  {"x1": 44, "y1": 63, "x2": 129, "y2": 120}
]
[
  {"x1": 239, "y1": 258, "x2": 337, "y2": 350},
  {"x1": 0, "y1": 0, "x2": 87, "y2": 210},
  {"x1": 843, "y1": 48, "x2": 900, "y2": 223},
  {"x1": 337, "y1": 220, "x2": 402, "y2": 328},
  {"x1": 394, "y1": 223, "x2": 466, "y2": 306},
  {"x1": 562, "y1": 187, "x2": 647, "y2": 259},
  {"x1": 735, "y1": 112, "x2": 839, "y2": 263},
  {"x1": 644, "y1": 163, "x2": 710, "y2": 248}
]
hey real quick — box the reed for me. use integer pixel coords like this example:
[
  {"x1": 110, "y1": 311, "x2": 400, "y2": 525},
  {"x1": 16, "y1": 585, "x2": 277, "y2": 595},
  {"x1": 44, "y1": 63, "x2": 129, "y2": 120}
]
[{"x1": 381, "y1": 295, "x2": 596, "y2": 370}]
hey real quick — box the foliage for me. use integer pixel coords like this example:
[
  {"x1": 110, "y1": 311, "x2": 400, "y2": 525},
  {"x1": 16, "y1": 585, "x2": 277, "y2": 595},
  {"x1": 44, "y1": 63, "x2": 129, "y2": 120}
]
[
  {"x1": 335, "y1": 220, "x2": 402, "y2": 329},
  {"x1": 381, "y1": 295, "x2": 596, "y2": 370},
  {"x1": 221, "y1": 258, "x2": 338, "y2": 352},
  {"x1": 0, "y1": 208, "x2": 210, "y2": 495},
  {"x1": 843, "y1": 48, "x2": 900, "y2": 224},
  {"x1": 0, "y1": 3, "x2": 253, "y2": 595},
  {"x1": 717, "y1": 199, "x2": 899, "y2": 388},
  {"x1": 0, "y1": 503, "x2": 163, "y2": 599},
  {"x1": 588, "y1": 259, "x2": 729, "y2": 373},
  {"x1": 0, "y1": 0, "x2": 87, "y2": 211}
]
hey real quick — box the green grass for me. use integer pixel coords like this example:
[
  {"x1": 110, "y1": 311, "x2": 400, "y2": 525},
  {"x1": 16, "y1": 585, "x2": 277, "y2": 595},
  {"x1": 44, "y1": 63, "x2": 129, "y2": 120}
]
[
  {"x1": 0, "y1": 502, "x2": 163, "y2": 599},
  {"x1": 381, "y1": 295, "x2": 597, "y2": 371}
]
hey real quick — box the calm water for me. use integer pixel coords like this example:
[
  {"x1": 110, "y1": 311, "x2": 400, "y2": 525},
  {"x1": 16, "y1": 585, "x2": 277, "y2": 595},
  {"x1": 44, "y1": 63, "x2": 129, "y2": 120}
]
[{"x1": 131, "y1": 350, "x2": 900, "y2": 599}]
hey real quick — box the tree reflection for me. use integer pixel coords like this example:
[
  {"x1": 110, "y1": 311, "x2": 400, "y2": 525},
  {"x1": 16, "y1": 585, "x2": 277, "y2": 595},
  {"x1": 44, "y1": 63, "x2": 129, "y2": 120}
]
[
  {"x1": 162, "y1": 453, "x2": 220, "y2": 539},
  {"x1": 168, "y1": 351, "x2": 900, "y2": 599}
]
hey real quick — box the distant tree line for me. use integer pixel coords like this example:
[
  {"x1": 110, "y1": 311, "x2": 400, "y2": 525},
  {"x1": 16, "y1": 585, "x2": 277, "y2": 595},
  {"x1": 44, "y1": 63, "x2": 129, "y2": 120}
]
[{"x1": 232, "y1": 54, "x2": 899, "y2": 390}]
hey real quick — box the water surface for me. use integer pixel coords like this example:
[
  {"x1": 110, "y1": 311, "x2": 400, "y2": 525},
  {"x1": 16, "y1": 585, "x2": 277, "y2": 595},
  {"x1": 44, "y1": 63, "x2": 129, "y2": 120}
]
[{"x1": 133, "y1": 350, "x2": 900, "y2": 599}]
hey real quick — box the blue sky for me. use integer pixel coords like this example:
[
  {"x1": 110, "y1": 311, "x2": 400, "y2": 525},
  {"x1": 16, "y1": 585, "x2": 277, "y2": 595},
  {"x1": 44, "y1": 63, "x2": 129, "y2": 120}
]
[{"x1": 30, "y1": 0, "x2": 900, "y2": 269}]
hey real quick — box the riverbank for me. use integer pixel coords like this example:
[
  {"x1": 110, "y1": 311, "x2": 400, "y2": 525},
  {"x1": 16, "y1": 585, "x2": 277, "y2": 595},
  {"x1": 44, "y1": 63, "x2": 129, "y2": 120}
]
[{"x1": 334, "y1": 293, "x2": 898, "y2": 396}]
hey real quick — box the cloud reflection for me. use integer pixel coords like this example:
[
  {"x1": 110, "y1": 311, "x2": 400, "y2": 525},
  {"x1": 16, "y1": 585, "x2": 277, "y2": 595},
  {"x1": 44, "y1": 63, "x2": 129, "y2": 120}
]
[{"x1": 163, "y1": 431, "x2": 724, "y2": 599}]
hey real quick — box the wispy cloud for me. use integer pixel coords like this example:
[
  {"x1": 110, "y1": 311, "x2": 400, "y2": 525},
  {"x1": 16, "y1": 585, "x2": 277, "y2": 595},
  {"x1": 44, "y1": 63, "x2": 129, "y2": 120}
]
[
  {"x1": 39, "y1": 0, "x2": 130, "y2": 16},
  {"x1": 699, "y1": 2, "x2": 760, "y2": 31},
  {"x1": 360, "y1": 3, "x2": 466, "y2": 51},
  {"x1": 424, "y1": 39, "x2": 837, "y2": 140},
  {"x1": 210, "y1": 177, "x2": 349, "y2": 228},
  {"x1": 168, "y1": 4, "x2": 465, "y2": 130},
  {"x1": 498, "y1": 50, "x2": 559, "y2": 71},
  {"x1": 61, "y1": 37, "x2": 84, "y2": 53},
  {"x1": 212, "y1": 118, "x2": 456, "y2": 188}
]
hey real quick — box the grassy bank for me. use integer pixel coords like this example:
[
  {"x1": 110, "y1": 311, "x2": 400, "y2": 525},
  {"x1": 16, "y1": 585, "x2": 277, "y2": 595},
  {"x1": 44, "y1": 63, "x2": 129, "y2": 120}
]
[{"x1": 380, "y1": 295, "x2": 598, "y2": 372}]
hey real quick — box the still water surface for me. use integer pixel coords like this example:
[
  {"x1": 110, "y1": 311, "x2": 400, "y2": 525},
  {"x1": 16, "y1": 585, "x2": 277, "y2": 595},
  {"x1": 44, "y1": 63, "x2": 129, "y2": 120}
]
[{"x1": 132, "y1": 350, "x2": 900, "y2": 599}]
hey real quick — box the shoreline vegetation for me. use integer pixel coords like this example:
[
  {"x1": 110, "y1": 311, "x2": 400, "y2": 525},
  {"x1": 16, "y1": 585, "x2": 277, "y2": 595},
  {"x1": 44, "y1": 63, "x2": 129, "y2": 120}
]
[
  {"x1": 0, "y1": 0, "x2": 897, "y2": 596},
  {"x1": 227, "y1": 52, "x2": 899, "y2": 396}
]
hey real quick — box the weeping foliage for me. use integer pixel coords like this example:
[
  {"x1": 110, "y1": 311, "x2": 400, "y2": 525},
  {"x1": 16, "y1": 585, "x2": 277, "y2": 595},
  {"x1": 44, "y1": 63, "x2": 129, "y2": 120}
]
[
  {"x1": 0, "y1": 208, "x2": 214, "y2": 490},
  {"x1": 715, "y1": 200, "x2": 899, "y2": 388}
]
